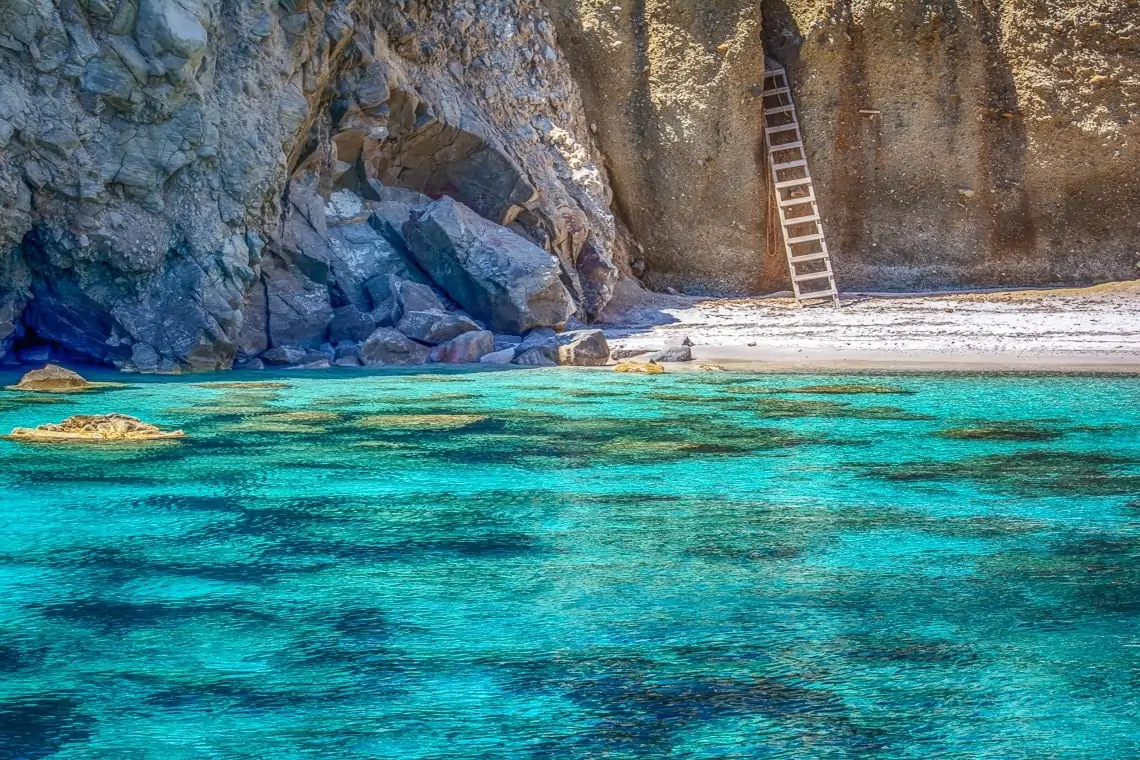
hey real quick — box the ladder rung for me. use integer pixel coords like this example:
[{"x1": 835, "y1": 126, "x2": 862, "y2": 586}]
[
  {"x1": 779, "y1": 193, "x2": 815, "y2": 207},
  {"x1": 786, "y1": 232, "x2": 824, "y2": 245},
  {"x1": 769, "y1": 140, "x2": 804, "y2": 152},
  {"x1": 773, "y1": 159, "x2": 807, "y2": 171},
  {"x1": 790, "y1": 252, "x2": 829, "y2": 264},
  {"x1": 797, "y1": 288, "x2": 838, "y2": 300},
  {"x1": 764, "y1": 87, "x2": 791, "y2": 97},
  {"x1": 774, "y1": 177, "x2": 812, "y2": 189},
  {"x1": 766, "y1": 67, "x2": 786, "y2": 77},
  {"x1": 793, "y1": 270, "x2": 832, "y2": 283},
  {"x1": 783, "y1": 213, "x2": 821, "y2": 225},
  {"x1": 766, "y1": 124, "x2": 798, "y2": 135},
  {"x1": 764, "y1": 104, "x2": 795, "y2": 116}
]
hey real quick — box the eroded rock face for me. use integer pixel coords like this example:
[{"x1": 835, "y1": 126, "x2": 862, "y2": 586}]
[
  {"x1": 0, "y1": 0, "x2": 619, "y2": 371},
  {"x1": 404, "y1": 197, "x2": 577, "y2": 334},
  {"x1": 546, "y1": 0, "x2": 769, "y2": 295}
]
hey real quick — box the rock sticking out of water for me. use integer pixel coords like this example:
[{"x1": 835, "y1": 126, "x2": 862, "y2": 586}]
[
  {"x1": 615, "y1": 361, "x2": 664, "y2": 374},
  {"x1": 5, "y1": 364, "x2": 124, "y2": 393},
  {"x1": 7, "y1": 414, "x2": 185, "y2": 443}
]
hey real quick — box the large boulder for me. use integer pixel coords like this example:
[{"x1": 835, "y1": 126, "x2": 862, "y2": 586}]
[
  {"x1": 429, "y1": 330, "x2": 495, "y2": 364},
  {"x1": 402, "y1": 197, "x2": 575, "y2": 334},
  {"x1": 360, "y1": 327, "x2": 430, "y2": 366},
  {"x1": 365, "y1": 274, "x2": 444, "y2": 326},
  {"x1": 328, "y1": 305, "x2": 378, "y2": 344},
  {"x1": 397, "y1": 309, "x2": 480, "y2": 345},
  {"x1": 557, "y1": 330, "x2": 610, "y2": 367}
]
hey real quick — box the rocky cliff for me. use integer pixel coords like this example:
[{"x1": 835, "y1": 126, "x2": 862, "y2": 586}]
[
  {"x1": 0, "y1": 0, "x2": 620, "y2": 370},
  {"x1": 1, "y1": 0, "x2": 1137, "y2": 370}
]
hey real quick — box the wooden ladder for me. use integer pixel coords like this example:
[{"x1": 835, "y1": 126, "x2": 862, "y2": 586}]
[{"x1": 762, "y1": 61, "x2": 840, "y2": 307}]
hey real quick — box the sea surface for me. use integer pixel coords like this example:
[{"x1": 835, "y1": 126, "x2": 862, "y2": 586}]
[{"x1": 0, "y1": 367, "x2": 1138, "y2": 759}]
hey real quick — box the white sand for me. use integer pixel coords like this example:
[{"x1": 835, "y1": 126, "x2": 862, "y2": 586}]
[{"x1": 602, "y1": 281, "x2": 1140, "y2": 373}]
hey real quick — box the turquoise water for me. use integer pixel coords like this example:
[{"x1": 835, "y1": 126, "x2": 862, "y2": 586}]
[{"x1": 0, "y1": 367, "x2": 1138, "y2": 759}]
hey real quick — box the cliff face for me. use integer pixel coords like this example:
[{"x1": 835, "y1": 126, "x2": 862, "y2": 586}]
[
  {"x1": 0, "y1": 0, "x2": 618, "y2": 370},
  {"x1": 769, "y1": 0, "x2": 1140, "y2": 290},
  {"x1": 550, "y1": 0, "x2": 1140, "y2": 293},
  {"x1": 545, "y1": 0, "x2": 773, "y2": 296},
  {"x1": 1, "y1": 0, "x2": 1137, "y2": 369}
]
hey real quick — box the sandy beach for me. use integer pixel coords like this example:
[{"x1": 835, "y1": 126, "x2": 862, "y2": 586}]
[{"x1": 601, "y1": 281, "x2": 1140, "y2": 373}]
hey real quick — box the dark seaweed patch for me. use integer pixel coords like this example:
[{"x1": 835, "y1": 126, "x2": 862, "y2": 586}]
[
  {"x1": 935, "y1": 423, "x2": 1063, "y2": 442},
  {"x1": 857, "y1": 450, "x2": 1140, "y2": 497},
  {"x1": 785, "y1": 384, "x2": 916, "y2": 395},
  {"x1": 507, "y1": 655, "x2": 884, "y2": 756},
  {"x1": 0, "y1": 696, "x2": 93, "y2": 759},
  {"x1": 739, "y1": 397, "x2": 934, "y2": 421},
  {"x1": 839, "y1": 634, "x2": 978, "y2": 666},
  {"x1": 36, "y1": 598, "x2": 275, "y2": 630},
  {"x1": 686, "y1": 543, "x2": 804, "y2": 562}
]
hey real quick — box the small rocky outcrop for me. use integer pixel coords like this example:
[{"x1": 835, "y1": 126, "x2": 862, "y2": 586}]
[
  {"x1": 8, "y1": 414, "x2": 185, "y2": 442},
  {"x1": 5, "y1": 364, "x2": 120, "y2": 392},
  {"x1": 614, "y1": 361, "x2": 664, "y2": 375},
  {"x1": 403, "y1": 198, "x2": 576, "y2": 334}
]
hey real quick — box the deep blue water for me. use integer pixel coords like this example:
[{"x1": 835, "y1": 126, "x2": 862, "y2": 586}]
[{"x1": 0, "y1": 367, "x2": 1138, "y2": 759}]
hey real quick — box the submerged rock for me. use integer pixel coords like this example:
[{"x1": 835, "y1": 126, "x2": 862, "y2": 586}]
[
  {"x1": 8, "y1": 414, "x2": 185, "y2": 442},
  {"x1": 5, "y1": 364, "x2": 122, "y2": 392}
]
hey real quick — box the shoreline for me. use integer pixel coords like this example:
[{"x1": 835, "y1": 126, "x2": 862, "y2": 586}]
[{"x1": 603, "y1": 281, "x2": 1140, "y2": 375}]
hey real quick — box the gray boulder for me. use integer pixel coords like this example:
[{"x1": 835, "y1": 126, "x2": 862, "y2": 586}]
[
  {"x1": 480, "y1": 347, "x2": 517, "y2": 365},
  {"x1": 494, "y1": 334, "x2": 523, "y2": 352},
  {"x1": 403, "y1": 197, "x2": 575, "y2": 334},
  {"x1": 262, "y1": 346, "x2": 308, "y2": 366},
  {"x1": 333, "y1": 342, "x2": 363, "y2": 367},
  {"x1": 397, "y1": 309, "x2": 480, "y2": 345},
  {"x1": 326, "y1": 222, "x2": 418, "y2": 311},
  {"x1": 514, "y1": 348, "x2": 559, "y2": 367},
  {"x1": 512, "y1": 328, "x2": 559, "y2": 365},
  {"x1": 647, "y1": 345, "x2": 693, "y2": 363},
  {"x1": 360, "y1": 327, "x2": 430, "y2": 366},
  {"x1": 329, "y1": 305, "x2": 378, "y2": 344},
  {"x1": 556, "y1": 330, "x2": 610, "y2": 367},
  {"x1": 429, "y1": 330, "x2": 495, "y2": 364},
  {"x1": 365, "y1": 274, "x2": 445, "y2": 326}
]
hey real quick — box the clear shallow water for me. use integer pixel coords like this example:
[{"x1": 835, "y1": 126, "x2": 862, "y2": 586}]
[{"x1": 0, "y1": 367, "x2": 1138, "y2": 759}]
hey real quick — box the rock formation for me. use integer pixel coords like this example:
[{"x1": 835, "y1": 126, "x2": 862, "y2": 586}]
[
  {"x1": 0, "y1": 0, "x2": 1135, "y2": 372},
  {"x1": 0, "y1": 0, "x2": 619, "y2": 372},
  {"x1": 8, "y1": 414, "x2": 185, "y2": 442},
  {"x1": 5, "y1": 363, "x2": 121, "y2": 391}
]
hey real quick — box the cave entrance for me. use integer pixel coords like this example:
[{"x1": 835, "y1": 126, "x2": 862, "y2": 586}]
[{"x1": 332, "y1": 88, "x2": 540, "y2": 229}]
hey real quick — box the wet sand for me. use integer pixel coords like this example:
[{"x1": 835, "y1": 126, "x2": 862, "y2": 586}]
[{"x1": 602, "y1": 281, "x2": 1140, "y2": 374}]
